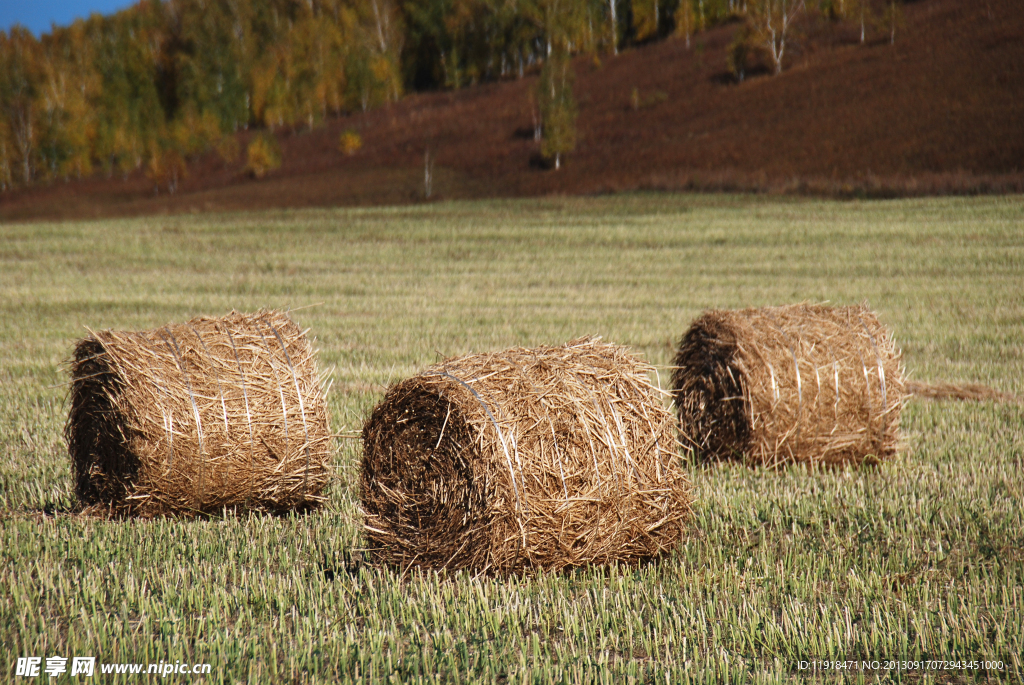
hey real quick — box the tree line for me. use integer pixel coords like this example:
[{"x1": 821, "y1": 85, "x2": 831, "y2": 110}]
[
  {"x1": 0, "y1": 0, "x2": 407, "y2": 190},
  {"x1": 0, "y1": 0, "x2": 901, "y2": 191}
]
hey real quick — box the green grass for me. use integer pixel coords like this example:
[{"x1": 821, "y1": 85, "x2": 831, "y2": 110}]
[{"x1": 2, "y1": 194, "x2": 1022, "y2": 683}]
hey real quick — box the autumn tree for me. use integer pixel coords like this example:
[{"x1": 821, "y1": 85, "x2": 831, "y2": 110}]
[
  {"x1": 167, "y1": 0, "x2": 250, "y2": 132},
  {"x1": 85, "y1": 6, "x2": 167, "y2": 176},
  {"x1": 537, "y1": 1, "x2": 577, "y2": 170},
  {"x1": 0, "y1": 26, "x2": 42, "y2": 184},
  {"x1": 633, "y1": 0, "x2": 662, "y2": 43},
  {"x1": 38, "y1": 21, "x2": 102, "y2": 179},
  {"x1": 349, "y1": 0, "x2": 403, "y2": 106},
  {"x1": 244, "y1": 131, "x2": 281, "y2": 178},
  {"x1": 538, "y1": 56, "x2": 577, "y2": 169},
  {"x1": 878, "y1": 0, "x2": 904, "y2": 45},
  {"x1": 747, "y1": 0, "x2": 805, "y2": 74},
  {"x1": 675, "y1": 0, "x2": 695, "y2": 48},
  {"x1": 607, "y1": 0, "x2": 620, "y2": 53},
  {"x1": 284, "y1": 13, "x2": 344, "y2": 126},
  {"x1": 399, "y1": 0, "x2": 491, "y2": 89},
  {"x1": 399, "y1": 0, "x2": 454, "y2": 89}
]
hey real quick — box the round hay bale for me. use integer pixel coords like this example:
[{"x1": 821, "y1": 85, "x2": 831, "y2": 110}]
[
  {"x1": 671, "y1": 303, "x2": 906, "y2": 468},
  {"x1": 66, "y1": 310, "x2": 332, "y2": 516},
  {"x1": 361, "y1": 338, "x2": 691, "y2": 574}
]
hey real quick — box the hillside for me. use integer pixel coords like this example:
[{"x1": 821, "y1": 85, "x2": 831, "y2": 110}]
[{"x1": 1, "y1": 0, "x2": 1021, "y2": 221}]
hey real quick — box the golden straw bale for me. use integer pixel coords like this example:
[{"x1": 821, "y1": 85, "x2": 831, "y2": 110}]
[
  {"x1": 361, "y1": 338, "x2": 691, "y2": 574},
  {"x1": 671, "y1": 303, "x2": 905, "y2": 468},
  {"x1": 66, "y1": 310, "x2": 331, "y2": 516}
]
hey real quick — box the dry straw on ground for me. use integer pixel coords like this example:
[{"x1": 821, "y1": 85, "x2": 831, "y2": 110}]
[
  {"x1": 906, "y1": 380, "x2": 1020, "y2": 404},
  {"x1": 66, "y1": 310, "x2": 331, "y2": 516},
  {"x1": 361, "y1": 338, "x2": 691, "y2": 574},
  {"x1": 672, "y1": 303, "x2": 905, "y2": 468}
]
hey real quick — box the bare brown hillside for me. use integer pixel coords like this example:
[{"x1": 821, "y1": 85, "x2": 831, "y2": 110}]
[{"x1": 2, "y1": 0, "x2": 1021, "y2": 222}]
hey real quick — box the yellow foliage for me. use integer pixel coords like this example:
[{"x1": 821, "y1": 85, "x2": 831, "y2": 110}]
[
  {"x1": 171, "y1": 108, "x2": 223, "y2": 158},
  {"x1": 145, "y1": 146, "x2": 187, "y2": 194},
  {"x1": 112, "y1": 127, "x2": 143, "y2": 176},
  {"x1": 250, "y1": 59, "x2": 278, "y2": 125},
  {"x1": 633, "y1": 0, "x2": 660, "y2": 42},
  {"x1": 675, "y1": 1, "x2": 696, "y2": 46},
  {"x1": 244, "y1": 133, "x2": 282, "y2": 179},
  {"x1": 339, "y1": 130, "x2": 362, "y2": 155}
]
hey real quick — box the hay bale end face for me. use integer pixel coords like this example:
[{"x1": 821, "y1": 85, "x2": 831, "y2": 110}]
[
  {"x1": 361, "y1": 338, "x2": 691, "y2": 574},
  {"x1": 66, "y1": 310, "x2": 331, "y2": 516},
  {"x1": 672, "y1": 304, "x2": 905, "y2": 468}
]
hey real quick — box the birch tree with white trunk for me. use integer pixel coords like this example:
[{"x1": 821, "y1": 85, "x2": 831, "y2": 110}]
[
  {"x1": 750, "y1": 0, "x2": 805, "y2": 75},
  {"x1": 608, "y1": 0, "x2": 618, "y2": 54}
]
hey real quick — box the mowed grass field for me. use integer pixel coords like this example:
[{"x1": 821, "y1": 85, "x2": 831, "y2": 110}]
[{"x1": 1, "y1": 194, "x2": 1022, "y2": 683}]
